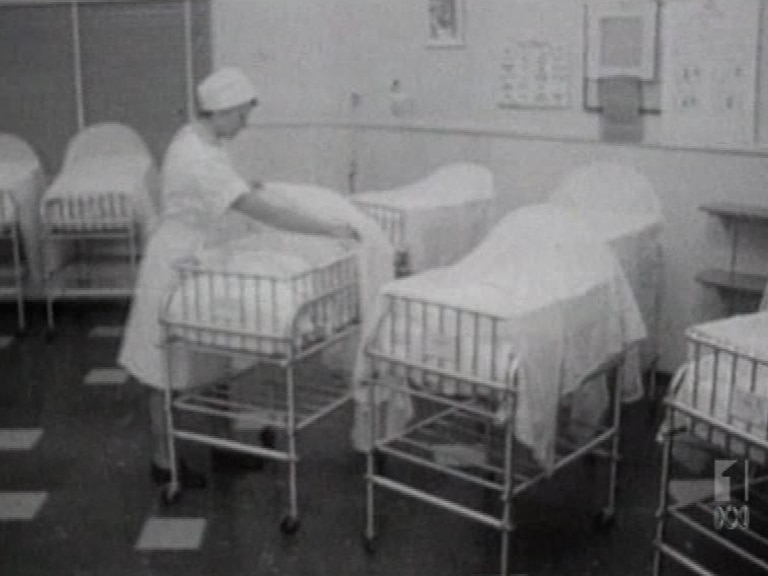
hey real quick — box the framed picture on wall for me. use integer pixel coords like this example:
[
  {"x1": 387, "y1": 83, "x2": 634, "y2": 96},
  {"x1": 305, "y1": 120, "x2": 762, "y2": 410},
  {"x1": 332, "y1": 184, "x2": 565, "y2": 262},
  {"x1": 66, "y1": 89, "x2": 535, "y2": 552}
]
[{"x1": 426, "y1": 0, "x2": 465, "y2": 48}]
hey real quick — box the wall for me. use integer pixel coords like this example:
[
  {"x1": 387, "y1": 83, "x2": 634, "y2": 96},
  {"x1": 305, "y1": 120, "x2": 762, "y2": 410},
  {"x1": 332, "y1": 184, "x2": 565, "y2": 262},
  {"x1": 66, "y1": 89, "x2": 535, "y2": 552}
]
[{"x1": 0, "y1": 0, "x2": 212, "y2": 173}]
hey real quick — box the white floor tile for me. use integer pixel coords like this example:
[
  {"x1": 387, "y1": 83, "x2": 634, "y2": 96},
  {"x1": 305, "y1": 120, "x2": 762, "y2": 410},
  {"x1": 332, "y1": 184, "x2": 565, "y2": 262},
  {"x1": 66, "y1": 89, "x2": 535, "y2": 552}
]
[
  {"x1": 84, "y1": 368, "x2": 129, "y2": 386},
  {"x1": 0, "y1": 492, "x2": 48, "y2": 521},
  {"x1": 88, "y1": 325, "x2": 124, "y2": 339},
  {"x1": 135, "y1": 517, "x2": 206, "y2": 551},
  {"x1": 0, "y1": 336, "x2": 14, "y2": 350},
  {"x1": 0, "y1": 429, "x2": 43, "y2": 451}
]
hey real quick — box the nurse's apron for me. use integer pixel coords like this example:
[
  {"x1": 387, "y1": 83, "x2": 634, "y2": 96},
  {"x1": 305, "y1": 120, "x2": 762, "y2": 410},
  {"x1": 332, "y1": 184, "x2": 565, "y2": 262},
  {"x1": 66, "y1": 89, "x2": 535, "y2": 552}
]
[{"x1": 118, "y1": 217, "x2": 230, "y2": 390}]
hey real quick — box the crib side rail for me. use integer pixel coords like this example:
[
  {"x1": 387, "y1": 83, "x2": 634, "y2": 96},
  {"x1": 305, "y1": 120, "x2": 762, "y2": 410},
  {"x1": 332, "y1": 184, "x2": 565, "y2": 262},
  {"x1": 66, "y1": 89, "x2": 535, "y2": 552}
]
[
  {"x1": 161, "y1": 253, "x2": 360, "y2": 349},
  {"x1": 668, "y1": 330, "x2": 768, "y2": 457},
  {"x1": 365, "y1": 293, "x2": 517, "y2": 397},
  {"x1": 352, "y1": 199, "x2": 407, "y2": 249},
  {"x1": 43, "y1": 191, "x2": 135, "y2": 231}
]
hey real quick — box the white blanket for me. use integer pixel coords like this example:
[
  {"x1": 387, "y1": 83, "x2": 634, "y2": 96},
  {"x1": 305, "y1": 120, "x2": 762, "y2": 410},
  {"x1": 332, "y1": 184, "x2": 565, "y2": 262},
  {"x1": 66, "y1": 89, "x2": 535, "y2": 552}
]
[
  {"x1": 42, "y1": 155, "x2": 158, "y2": 236},
  {"x1": 164, "y1": 231, "x2": 356, "y2": 354},
  {"x1": 550, "y1": 208, "x2": 663, "y2": 398},
  {"x1": 170, "y1": 183, "x2": 394, "y2": 365},
  {"x1": 355, "y1": 204, "x2": 646, "y2": 468},
  {"x1": 353, "y1": 163, "x2": 495, "y2": 272},
  {"x1": 549, "y1": 162, "x2": 664, "y2": 379},
  {"x1": 667, "y1": 313, "x2": 768, "y2": 464}
]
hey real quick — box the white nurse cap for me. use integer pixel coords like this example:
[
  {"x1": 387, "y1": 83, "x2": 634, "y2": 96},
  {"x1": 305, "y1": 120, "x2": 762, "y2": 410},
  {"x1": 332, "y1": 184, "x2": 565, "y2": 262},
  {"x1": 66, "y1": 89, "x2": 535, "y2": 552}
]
[{"x1": 196, "y1": 67, "x2": 258, "y2": 112}]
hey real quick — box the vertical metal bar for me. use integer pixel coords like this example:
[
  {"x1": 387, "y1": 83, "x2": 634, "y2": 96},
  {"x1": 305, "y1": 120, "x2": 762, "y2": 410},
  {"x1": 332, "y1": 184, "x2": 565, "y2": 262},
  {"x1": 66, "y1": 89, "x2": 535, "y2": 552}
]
[
  {"x1": 71, "y1": 1, "x2": 85, "y2": 131},
  {"x1": 365, "y1": 355, "x2": 378, "y2": 541},
  {"x1": 286, "y1": 365, "x2": 299, "y2": 521},
  {"x1": 183, "y1": 0, "x2": 195, "y2": 122},
  {"x1": 653, "y1": 405, "x2": 676, "y2": 576}
]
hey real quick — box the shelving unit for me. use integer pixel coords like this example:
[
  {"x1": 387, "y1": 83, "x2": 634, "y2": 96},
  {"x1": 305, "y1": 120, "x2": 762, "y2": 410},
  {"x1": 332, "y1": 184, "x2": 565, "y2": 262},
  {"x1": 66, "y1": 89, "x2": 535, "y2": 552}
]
[{"x1": 696, "y1": 202, "x2": 768, "y2": 308}]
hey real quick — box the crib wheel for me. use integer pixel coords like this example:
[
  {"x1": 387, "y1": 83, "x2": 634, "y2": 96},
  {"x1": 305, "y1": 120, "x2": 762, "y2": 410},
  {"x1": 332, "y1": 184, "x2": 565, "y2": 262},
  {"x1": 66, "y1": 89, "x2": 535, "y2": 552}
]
[
  {"x1": 280, "y1": 515, "x2": 300, "y2": 535},
  {"x1": 593, "y1": 507, "x2": 615, "y2": 532},
  {"x1": 160, "y1": 484, "x2": 181, "y2": 507},
  {"x1": 363, "y1": 534, "x2": 377, "y2": 555}
]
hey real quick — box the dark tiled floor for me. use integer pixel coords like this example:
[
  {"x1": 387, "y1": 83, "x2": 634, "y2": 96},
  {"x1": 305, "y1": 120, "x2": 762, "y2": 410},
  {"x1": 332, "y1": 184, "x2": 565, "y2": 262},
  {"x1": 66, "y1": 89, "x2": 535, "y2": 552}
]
[{"x1": 0, "y1": 303, "x2": 692, "y2": 576}]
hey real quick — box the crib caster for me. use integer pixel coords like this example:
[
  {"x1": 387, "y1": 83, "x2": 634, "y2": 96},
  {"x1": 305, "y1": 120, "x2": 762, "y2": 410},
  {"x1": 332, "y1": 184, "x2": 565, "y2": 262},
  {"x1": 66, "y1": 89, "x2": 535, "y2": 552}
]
[
  {"x1": 593, "y1": 507, "x2": 615, "y2": 532},
  {"x1": 160, "y1": 484, "x2": 181, "y2": 506},
  {"x1": 363, "y1": 534, "x2": 377, "y2": 555},
  {"x1": 280, "y1": 515, "x2": 300, "y2": 535}
]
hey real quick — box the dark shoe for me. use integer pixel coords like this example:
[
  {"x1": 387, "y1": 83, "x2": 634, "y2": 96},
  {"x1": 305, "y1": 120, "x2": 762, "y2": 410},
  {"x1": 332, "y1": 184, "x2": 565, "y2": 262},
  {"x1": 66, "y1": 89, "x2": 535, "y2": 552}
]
[
  {"x1": 151, "y1": 459, "x2": 207, "y2": 489},
  {"x1": 211, "y1": 448, "x2": 265, "y2": 472}
]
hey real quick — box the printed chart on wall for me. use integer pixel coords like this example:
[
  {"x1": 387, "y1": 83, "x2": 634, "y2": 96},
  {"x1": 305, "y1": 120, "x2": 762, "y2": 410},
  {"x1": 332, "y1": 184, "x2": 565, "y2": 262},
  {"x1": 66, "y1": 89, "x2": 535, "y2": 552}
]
[
  {"x1": 661, "y1": 0, "x2": 760, "y2": 148},
  {"x1": 472, "y1": 0, "x2": 582, "y2": 113},
  {"x1": 497, "y1": 39, "x2": 571, "y2": 109}
]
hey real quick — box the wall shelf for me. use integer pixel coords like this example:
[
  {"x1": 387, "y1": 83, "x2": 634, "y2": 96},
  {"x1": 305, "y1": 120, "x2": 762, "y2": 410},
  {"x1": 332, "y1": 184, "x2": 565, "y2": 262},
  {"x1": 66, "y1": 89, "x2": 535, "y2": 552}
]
[
  {"x1": 697, "y1": 202, "x2": 768, "y2": 308},
  {"x1": 700, "y1": 201, "x2": 768, "y2": 224},
  {"x1": 695, "y1": 269, "x2": 767, "y2": 296}
]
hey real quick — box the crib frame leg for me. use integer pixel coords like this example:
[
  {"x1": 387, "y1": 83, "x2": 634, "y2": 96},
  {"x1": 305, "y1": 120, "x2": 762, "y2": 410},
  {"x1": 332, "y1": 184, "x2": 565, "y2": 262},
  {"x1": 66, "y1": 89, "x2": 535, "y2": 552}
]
[
  {"x1": 11, "y1": 225, "x2": 25, "y2": 332},
  {"x1": 652, "y1": 408, "x2": 675, "y2": 576},
  {"x1": 605, "y1": 366, "x2": 624, "y2": 518},
  {"x1": 164, "y1": 345, "x2": 180, "y2": 499},
  {"x1": 284, "y1": 364, "x2": 299, "y2": 528},
  {"x1": 364, "y1": 378, "x2": 378, "y2": 548},
  {"x1": 499, "y1": 412, "x2": 515, "y2": 576}
]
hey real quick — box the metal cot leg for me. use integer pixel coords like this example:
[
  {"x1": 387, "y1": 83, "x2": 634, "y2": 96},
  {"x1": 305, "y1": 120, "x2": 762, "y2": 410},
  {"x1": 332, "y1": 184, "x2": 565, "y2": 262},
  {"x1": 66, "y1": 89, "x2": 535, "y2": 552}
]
[
  {"x1": 605, "y1": 366, "x2": 624, "y2": 519},
  {"x1": 500, "y1": 414, "x2": 515, "y2": 576},
  {"x1": 11, "y1": 227, "x2": 24, "y2": 332},
  {"x1": 43, "y1": 235, "x2": 55, "y2": 333},
  {"x1": 281, "y1": 364, "x2": 300, "y2": 534},
  {"x1": 162, "y1": 340, "x2": 181, "y2": 503},
  {"x1": 365, "y1": 378, "x2": 378, "y2": 549},
  {"x1": 652, "y1": 408, "x2": 676, "y2": 576}
]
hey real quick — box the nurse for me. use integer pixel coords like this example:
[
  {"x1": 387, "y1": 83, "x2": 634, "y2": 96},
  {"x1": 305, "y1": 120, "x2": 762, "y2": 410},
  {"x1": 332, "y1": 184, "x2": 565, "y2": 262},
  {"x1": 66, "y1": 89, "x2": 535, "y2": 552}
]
[{"x1": 119, "y1": 67, "x2": 357, "y2": 488}]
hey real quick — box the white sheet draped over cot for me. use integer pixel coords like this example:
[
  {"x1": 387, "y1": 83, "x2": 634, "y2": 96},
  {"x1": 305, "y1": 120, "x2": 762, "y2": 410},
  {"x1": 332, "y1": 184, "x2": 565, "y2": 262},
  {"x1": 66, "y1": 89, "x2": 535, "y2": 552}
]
[
  {"x1": 352, "y1": 163, "x2": 495, "y2": 272},
  {"x1": 549, "y1": 162, "x2": 665, "y2": 400},
  {"x1": 41, "y1": 123, "x2": 159, "y2": 237},
  {"x1": 354, "y1": 203, "x2": 647, "y2": 468}
]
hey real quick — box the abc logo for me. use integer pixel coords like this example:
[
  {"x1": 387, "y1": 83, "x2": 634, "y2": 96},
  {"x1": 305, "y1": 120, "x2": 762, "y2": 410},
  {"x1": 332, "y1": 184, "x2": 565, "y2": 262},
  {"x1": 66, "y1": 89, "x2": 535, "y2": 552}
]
[{"x1": 713, "y1": 504, "x2": 749, "y2": 530}]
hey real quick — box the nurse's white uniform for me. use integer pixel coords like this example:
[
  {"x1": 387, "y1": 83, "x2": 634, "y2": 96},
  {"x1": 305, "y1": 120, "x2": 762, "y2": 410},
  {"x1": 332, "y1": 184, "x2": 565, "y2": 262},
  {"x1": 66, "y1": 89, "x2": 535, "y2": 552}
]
[{"x1": 118, "y1": 123, "x2": 249, "y2": 390}]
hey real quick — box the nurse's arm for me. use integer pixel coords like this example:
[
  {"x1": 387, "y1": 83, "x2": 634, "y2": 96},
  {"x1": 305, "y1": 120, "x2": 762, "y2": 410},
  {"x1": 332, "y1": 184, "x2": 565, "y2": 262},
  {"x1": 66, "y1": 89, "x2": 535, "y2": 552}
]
[{"x1": 232, "y1": 190, "x2": 357, "y2": 239}]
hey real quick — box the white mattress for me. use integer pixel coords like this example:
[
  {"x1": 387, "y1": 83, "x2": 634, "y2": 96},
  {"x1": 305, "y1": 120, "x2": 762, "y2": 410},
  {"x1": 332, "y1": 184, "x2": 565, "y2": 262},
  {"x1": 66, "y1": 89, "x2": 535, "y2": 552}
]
[
  {"x1": 359, "y1": 204, "x2": 646, "y2": 467},
  {"x1": 163, "y1": 230, "x2": 358, "y2": 355},
  {"x1": 42, "y1": 155, "x2": 158, "y2": 234},
  {"x1": 669, "y1": 313, "x2": 768, "y2": 464},
  {"x1": 353, "y1": 164, "x2": 495, "y2": 272}
]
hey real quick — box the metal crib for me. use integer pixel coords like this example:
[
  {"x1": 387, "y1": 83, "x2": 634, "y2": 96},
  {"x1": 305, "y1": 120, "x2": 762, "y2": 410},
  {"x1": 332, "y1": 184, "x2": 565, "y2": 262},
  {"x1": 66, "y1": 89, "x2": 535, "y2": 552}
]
[
  {"x1": 362, "y1": 294, "x2": 625, "y2": 576},
  {"x1": 159, "y1": 252, "x2": 360, "y2": 533},
  {"x1": 41, "y1": 191, "x2": 140, "y2": 331},
  {"x1": 654, "y1": 324, "x2": 768, "y2": 576}
]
